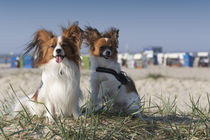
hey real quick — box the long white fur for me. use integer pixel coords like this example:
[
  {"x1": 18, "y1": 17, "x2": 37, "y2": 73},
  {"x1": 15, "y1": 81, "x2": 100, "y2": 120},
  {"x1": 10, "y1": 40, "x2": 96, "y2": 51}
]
[
  {"x1": 89, "y1": 56, "x2": 141, "y2": 117},
  {"x1": 14, "y1": 37, "x2": 82, "y2": 121}
]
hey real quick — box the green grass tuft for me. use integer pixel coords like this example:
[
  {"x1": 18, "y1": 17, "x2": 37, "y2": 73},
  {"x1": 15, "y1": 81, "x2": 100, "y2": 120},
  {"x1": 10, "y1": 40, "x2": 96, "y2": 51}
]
[{"x1": 146, "y1": 73, "x2": 165, "y2": 80}]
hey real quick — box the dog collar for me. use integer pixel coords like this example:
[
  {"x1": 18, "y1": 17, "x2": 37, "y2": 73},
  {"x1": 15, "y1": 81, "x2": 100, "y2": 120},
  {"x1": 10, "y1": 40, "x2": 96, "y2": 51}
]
[{"x1": 96, "y1": 67, "x2": 128, "y2": 85}]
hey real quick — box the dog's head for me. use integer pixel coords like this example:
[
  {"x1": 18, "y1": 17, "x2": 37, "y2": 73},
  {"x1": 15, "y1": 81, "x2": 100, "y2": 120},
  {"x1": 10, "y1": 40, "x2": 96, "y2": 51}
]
[
  {"x1": 25, "y1": 22, "x2": 83, "y2": 67},
  {"x1": 85, "y1": 26, "x2": 119, "y2": 60}
]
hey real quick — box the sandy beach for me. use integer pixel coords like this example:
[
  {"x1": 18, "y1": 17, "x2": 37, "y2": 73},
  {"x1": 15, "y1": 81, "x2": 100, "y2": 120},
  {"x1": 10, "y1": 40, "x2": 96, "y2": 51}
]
[{"x1": 0, "y1": 64, "x2": 209, "y2": 114}]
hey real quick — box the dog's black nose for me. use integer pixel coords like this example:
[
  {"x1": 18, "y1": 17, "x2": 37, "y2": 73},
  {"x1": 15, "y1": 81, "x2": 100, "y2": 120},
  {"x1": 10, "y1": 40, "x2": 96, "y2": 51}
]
[
  {"x1": 56, "y1": 49, "x2": 61, "y2": 53},
  {"x1": 106, "y1": 51, "x2": 111, "y2": 56}
]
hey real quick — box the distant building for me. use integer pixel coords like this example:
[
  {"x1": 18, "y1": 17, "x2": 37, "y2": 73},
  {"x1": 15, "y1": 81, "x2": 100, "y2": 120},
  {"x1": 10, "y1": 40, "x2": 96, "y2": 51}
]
[
  {"x1": 163, "y1": 52, "x2": 185, "y2": 67},
  {"x1": 143, "y1": 46, "x2": 162, "y2": 66}
]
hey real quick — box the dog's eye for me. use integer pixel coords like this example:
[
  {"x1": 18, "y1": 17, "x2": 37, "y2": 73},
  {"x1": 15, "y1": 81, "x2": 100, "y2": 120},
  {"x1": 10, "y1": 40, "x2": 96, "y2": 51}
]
[{"x1": 51, "y1": 45, "x2": 55, "y2": 48}]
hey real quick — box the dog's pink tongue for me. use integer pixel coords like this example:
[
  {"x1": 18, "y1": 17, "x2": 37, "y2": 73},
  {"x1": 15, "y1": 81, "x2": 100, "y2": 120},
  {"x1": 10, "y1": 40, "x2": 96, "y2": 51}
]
[{"x1": 56, "y1": 56, "x2": 63, "y2": 63}]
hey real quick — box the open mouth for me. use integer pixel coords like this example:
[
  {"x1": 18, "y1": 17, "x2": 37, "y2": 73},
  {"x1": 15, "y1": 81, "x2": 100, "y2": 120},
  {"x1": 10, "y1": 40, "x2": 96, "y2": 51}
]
[
  {"x1": 103, "y1": 55, "x2": 110, "y2": 59},
  {"x1": 55, "y1": 55, "x2": 65, "y2": 63}
]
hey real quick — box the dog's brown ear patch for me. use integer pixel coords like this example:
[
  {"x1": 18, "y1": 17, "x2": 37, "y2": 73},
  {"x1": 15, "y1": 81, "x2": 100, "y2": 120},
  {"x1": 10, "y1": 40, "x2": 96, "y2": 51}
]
[
  {"x1": 85, "y1": 26, "x2": 101, "y2": 50},
  {"x1": 24, "y1": 29, "x2": 54, "y2": 67},
  {"x1": 62, "y1": 22, "x2": 84, "y2": 50}
]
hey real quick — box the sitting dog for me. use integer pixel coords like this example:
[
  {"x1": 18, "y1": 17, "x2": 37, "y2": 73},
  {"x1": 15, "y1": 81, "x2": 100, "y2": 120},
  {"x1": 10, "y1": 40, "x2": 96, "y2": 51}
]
[
  {"x1": 14, "y1": 23, "x2": 83, "y2": 121},
  {"x1": 85, "y1": 26, "x2": 141, "y2": 117}
]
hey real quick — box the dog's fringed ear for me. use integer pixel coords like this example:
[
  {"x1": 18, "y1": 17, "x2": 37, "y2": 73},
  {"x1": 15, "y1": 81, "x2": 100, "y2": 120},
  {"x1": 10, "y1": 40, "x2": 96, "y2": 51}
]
[
  {"x1": 110, "y1": 28, "x2": 119, "y2": 41},
  {"x1": 62, "y1": 22, "x2": 84, "y2": 49},
  {"x1": 24, "y1": 29, "x2": 54, "y2": 67},
  {"x1": 84, "y1": 26, "x2": 101, "y2": 49},
  {"x1": 104, "y1": 27, "x2": 119, "y2": 40}
]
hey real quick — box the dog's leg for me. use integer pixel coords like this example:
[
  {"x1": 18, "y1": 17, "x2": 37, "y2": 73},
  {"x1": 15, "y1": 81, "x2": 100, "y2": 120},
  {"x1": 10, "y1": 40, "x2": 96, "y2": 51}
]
[
  {"x1": 92, "y1": 83, "x2": 106, "y2": 111},
  {"x1": 97, "y1": 80, "x2": 114, "y2": 111},
  {"x1": 125, "y1": 93, "x2": 143, "y2": 119},
  {"x1": 89, "y1": 78, "x2": 101, "y2": 112},
  {"x1": 45, "y1": 102, "x2": 55, "y2": 122},
  {"x1": 72, "y1": 102, "x2": 80, "y2": 119}
]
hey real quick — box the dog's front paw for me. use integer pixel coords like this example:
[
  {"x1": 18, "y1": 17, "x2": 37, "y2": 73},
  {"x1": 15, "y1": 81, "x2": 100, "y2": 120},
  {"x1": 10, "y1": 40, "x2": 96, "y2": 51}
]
[
  {"x1": 72, "y1": 112, "x2": 80, "y2": 120},
  {"x1": 135, "y1": 112, "x2": 144, "y2": 121},
  {"x1": 79, "y1": 114, "x2": 86, "y2": 119}
]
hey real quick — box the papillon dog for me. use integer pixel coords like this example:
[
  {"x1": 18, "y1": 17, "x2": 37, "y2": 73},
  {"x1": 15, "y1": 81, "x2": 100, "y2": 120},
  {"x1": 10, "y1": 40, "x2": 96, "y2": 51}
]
[
  {"x1": 14, "y1": 23, "x2": 83, "y2": 121},
  {"x1": 85, "y1": 26, "x2": 141, "y2": 117}
]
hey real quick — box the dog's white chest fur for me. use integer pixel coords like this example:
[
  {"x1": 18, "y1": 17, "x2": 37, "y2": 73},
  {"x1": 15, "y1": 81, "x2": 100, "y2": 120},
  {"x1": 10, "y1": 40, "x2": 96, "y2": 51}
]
[
  {"x1": 14, "y1": 58, "x2": 81, "y2": 120},
  {"x1": 40, "y1": 59, "x2": 80, "y2": 114}
]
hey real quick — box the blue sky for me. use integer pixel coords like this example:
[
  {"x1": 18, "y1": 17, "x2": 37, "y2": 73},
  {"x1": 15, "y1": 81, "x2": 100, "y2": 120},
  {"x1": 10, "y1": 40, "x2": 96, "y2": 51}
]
[{"x1": 0, "y1": 0, "x2": 210, "y2": 54}]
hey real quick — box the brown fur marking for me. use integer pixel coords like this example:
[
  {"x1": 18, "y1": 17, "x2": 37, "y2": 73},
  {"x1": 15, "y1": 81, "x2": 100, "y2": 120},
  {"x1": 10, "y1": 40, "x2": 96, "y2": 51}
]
[
  {"x1": 25, "y1": 29, "x2": 55, "y2": 67},
  {"x1": 125, "y1": 76, "x2": 138, "y2": 94},
  {"x1": 84, "y1": 26, "x2": 101, "y2": 50},
  {"x1": 61, "y1": 23, "x2": 84, "y2": 65},
  {"x1": 90, "y1": 38, "x2": 118, "y2": 59},
  {"x1": 31, "y1": 90, "x2": 39, "y2": 102},
  {"x1": 91, "y1": 38, "x2": 106, "y2": 56}
]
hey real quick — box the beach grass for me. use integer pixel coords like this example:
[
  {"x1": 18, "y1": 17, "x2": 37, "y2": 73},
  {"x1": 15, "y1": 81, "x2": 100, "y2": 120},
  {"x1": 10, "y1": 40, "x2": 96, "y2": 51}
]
[
  {"x1": 146, "y1": 73, "x2": 165, "y2": 80},
  {"x1": 0, "y1": 87, "x2": 209, "y2": 140}
]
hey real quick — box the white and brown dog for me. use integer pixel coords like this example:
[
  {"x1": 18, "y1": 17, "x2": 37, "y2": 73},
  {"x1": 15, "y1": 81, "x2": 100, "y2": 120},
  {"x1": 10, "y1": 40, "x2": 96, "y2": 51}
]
[
  {"x1": 85, "y1": 26, "x2": 141, "y2": 117},
  {"x1": 14, "y1": 23, "x2": 83, "y2": 121}
]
